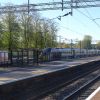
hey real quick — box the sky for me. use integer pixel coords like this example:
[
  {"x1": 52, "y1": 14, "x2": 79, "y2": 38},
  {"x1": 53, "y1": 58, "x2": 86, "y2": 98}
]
[{"x1": 1, "y1": 0, "x2": 100, "y2": 41}]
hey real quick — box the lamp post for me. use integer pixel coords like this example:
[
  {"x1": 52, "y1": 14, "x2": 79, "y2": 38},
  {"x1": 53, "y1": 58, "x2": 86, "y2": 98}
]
[
  {"x1": 71, "y1": 39, "x2": 73, "y2": 54},
  {"x1": 74, "y1": 39, "x2": 82, "y2": 57},
  {"x1": 80, "y1": 40, "x2": 82, "y2": 55}
]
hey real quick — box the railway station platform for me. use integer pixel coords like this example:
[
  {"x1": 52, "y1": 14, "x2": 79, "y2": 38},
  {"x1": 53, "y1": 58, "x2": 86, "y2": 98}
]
[
  {"x1": 86, "y1": 87, "x2": 100, "y2": 100},
  {"x1": 0, "y1": 56, "x2": 100, "y2": 85},
  {"x1": 0, "y1": 56, "x2": 100, "y2": 100}
]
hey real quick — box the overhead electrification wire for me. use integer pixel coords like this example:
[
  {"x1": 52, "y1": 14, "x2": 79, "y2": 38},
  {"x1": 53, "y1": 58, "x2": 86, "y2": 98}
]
[
  {"x1": 72, "y1": 0, "x2": 100, "y2": 30},
  {"x1": 44, "y1": 11, "x2": 72, "y2": 21},
  {"x1": 78, "y1": 0, "x2": 100, "y2": 34},
  {"x1": 72, "y1": 16, "x2": 92, "y2": 34},
  {"x1": 73, "y1": 1, "x2": 92, "y2": 31},
  {"x1": 82, "y1": 0, "x2": 93, "y2": 18},
  {"x1": 82, "y1": 0, "x2": 97, "y2": 19},
  {"x1": 76, "y1": 9, "x2": 100, "y2": 29},
  {"x1": 60, "y1": 25, "x2": 85, "y2": 36},
  {"x1": 76, "y1": 0, "x2": 100, "y2": 29}
]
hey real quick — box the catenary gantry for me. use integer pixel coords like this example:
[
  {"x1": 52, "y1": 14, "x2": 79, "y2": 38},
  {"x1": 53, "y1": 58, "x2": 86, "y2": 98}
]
[{"x1": 0, "y1": 0, "x2": 100, "y2": 14}]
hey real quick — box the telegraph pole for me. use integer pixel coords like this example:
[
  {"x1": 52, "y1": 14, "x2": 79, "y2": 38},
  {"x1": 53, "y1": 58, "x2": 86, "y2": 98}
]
[
  {"x1": 80, "y1": 40, "x2": 82, "y2": 55},
  {"x1": 71, "y1": 39, "x2": 73, "y2": 54}
]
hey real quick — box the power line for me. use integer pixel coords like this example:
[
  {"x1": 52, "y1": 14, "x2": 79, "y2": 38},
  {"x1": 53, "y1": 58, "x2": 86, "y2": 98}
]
[
  {"x1": 60, "y1": 25, "x2": 85, "y2": 36},
  {"x1": 47, "y1": 11, "x2": 72, "y2": 21},
  {"x1": 72, "y1": 16, "x2": 91, "y2": 31},
  {"x1": 76, "y1": 9, "x2": 100, "y2": 29},
  {"x1": 93, "y1": 18, "x2": 100, "y2": 20},
  {"x1": 82, "y1": 0, "x2": 93, "y2": 18},
  {"x1": 78, "y1": 0, "x2": 100, "y2": 33},
  {"x1": 82, "y1": 0, "x2": 100, "y2": 28}
]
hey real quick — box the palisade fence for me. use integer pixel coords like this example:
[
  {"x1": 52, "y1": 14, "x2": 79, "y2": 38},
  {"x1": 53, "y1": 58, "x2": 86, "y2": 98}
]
[
  {"x1": 9, "y1": 49, "x2": 41, "y2": 66},
  {"x1": 0, "y1": 48, "x2": 100, "y2": 67},
  {"x1": 0, "y1": 49, "x2": 60, "y2": 67}
]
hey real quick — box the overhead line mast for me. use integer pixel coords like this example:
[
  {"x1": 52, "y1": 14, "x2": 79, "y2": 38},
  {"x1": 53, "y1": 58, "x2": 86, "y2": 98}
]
[
  {"x1": 0, "y1": 0, "x2": 100, "y2": 13},
  {"x1": 71, "y1": 0, "x2": 73, "y2": 16},
  {"x1": 62, "y1": 0, "x2": 64, "y2": 11}
]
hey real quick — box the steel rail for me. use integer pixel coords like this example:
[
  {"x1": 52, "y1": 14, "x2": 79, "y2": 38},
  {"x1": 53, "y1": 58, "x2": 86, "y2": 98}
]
[
  {"x1": 63, "y1": 73, "x2": 100, "y2": 100},
  {"x1": 32, "y1": 63, "x2": 100, "y2": 100}
]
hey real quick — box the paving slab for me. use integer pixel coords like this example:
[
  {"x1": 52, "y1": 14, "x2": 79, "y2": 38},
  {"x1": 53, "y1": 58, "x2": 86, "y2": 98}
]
[{"x1": 0, "y1": 56, "x2": 100, "y2": 85}]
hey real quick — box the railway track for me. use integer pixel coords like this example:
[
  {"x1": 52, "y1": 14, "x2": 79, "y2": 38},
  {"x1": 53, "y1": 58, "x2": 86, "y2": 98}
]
[
  {"x1": 63, "y1": 71, "x2": 100, "y2": 100},
  {"x1": 72, "y1": 75, "x2": 100, "y2": 100},
  {"x1": 36, "y1": 65, "x2": 100, "y2": 100},
  {"x1": 1, "y1": 60, "x2": 100, "y2": 100}
]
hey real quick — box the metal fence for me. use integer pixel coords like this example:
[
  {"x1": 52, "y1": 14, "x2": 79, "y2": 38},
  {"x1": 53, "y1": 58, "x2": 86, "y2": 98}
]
[
  {"x1": 0, "y1": 48, "x2": 100, "y2": 67},
  {"x1": 9, "y1": 49, "x2": 41, "y2": 66},
  {"x1": 0, "y1": 51, "x2": 9, "y2": 66}
]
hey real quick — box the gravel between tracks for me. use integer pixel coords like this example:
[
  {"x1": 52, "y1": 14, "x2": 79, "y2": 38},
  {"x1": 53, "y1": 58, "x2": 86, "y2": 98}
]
[{"x1": 40, "y1": 69, "x2": 100, "y2": 100}]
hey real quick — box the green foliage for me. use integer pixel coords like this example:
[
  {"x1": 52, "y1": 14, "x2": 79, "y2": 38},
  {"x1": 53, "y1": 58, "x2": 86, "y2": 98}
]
[
  {"x1": 0, "y1": 22, "x2": 4, "y2": 49},
  {"x1": 1, "y1": 11, "x2": 21, "y2": 50},
  {"x1": 0, "y1": 4, "x2": 58, "y2": 50},
  {"x1": 82, "y1": 35, "x2": 92, "y2": 49},
  {"x1": 96, "y1": 42, "x2": 100, "y2": 49}
]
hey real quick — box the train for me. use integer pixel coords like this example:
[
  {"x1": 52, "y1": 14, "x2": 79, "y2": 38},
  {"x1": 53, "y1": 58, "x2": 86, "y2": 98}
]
[
  {"x1": 42, "y1": 48, "x2": 100, "y2": 59},
  {"x1": 0, "y1": 48, "x2": 100, "y2": 64}
]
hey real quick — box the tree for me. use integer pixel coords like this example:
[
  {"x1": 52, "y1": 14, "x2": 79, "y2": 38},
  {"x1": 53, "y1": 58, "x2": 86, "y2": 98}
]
[
  {"x1": 19, "y1": 12, "x2": 35, "y2": 48},
  {"x1": 0, "y1": 4, "x2": 58, "y2": 50},
  {"x1": 96, "y1": 41, "x2": 100, "y2": 49},
  {"x1": 82, "y1": 35, "x2": 92, "y2": 49},
  {"x1": 48, "y1": 20, "x2": 58, "y2": 47},
  {"x1": 2, "y1": 7, "x2": 21, "y2": 50},
  {"x1": 41, "y1": 19, "x2": 58, "y2": 48},
  {"x1": 0, "y1": 22, "x2": 4, "y2": 49}
]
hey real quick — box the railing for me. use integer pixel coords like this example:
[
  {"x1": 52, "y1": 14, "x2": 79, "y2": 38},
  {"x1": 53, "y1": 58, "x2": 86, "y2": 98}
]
[
  {"x1": 0, "y1": 51, "x2": 9, "y2": 66},
  {"x1": 9, "y1": 49, "x2": 41, "y2": 66},
  {"x1": 0, "y1": 48, "x2": 100, "y2": 67}
]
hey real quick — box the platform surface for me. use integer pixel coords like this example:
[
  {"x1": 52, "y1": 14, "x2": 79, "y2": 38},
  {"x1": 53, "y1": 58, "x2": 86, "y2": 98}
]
[
  {"x1": 0, "y1": 56, "x2": 100, "y2": 85},
  {"x1": 86, "y1": 87, "x2": 100, "y2": 100}
]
